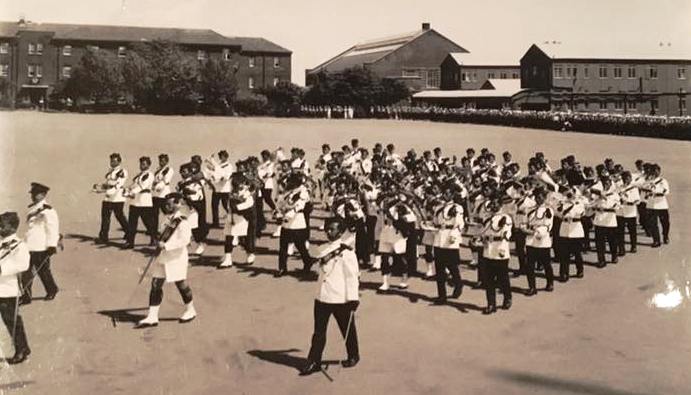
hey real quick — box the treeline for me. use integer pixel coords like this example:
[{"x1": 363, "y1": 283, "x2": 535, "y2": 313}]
[{"x1": 50, "y1": 40, "x2": 410, "y2": 116}]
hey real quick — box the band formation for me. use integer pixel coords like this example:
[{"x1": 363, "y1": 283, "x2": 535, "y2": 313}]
[{"x1": 0, "y1": 140, "x2": 671, "y2": 374}]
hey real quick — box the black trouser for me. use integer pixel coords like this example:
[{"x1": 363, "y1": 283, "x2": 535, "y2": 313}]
[
  {"x1": 211, "y1": 192, "x2": 230, "y2": 227},
  {"x1": 0, "y1": 297, "x2": 29, "y2": 354},
  {"x1": 526, "y1": 246, "x2": 553, "y2": 289},
  {"x1": 381, "y1": 253, "x2": 408, "y2": 276},
  {"x1": 255, "y1": 194, "x2": 266, "y2": 236},
  {"x1": 617, "y1": 216, "x2": 637, "y2": 254},
  {"x1": 304, "y1": 203, "x2": 314, "y2": 239},
  {"x1": 365, "y1": 216, "x2": 377, "y2": 255},
  {"x1": 99, "y1": 201, "x2": 129, "y2": 240},
  {"x1": 483, "y1": 257, "x2": 510, "y2": 307},
  {"x1": 648, "y1": 209, "x2": 670, "y2": 244},
  {"x1": 353, "y1": 220, "x2": 370, "y2": 265},
  {"x1": 513, "y1": 229, "x2": 527, "y2": 273},
  {"x1": 595, "y1": 226, "x2": 617, "y2": 264},
  {"x1": 127, "y1": 205, "x2": 156, "y2": 245},
  {"x1": 473, "y1": 247, "x2": 485, "y2": 284},
  {"x1": 637, "y1": 202, "x2": 649, "y2": 234},
  {"x1": 189, "y1": 200, "x2": 208, "y2": 243},
  {"x1": 552, "y1": 218, "x2": 562, "y2": 260},
  {"x1": 307, "y1": 300, "x2": 359, "y2": 364},
  {"x1": 261, "y1": 188, "x2": 276, "y2": 211},
  {"x1": 22, "y1": 251, "x2": 58, "y2": 300},
  {"x1": 278, "y1": 228, "x2": 311, "y2": 271},
  {"x1": 152, "y1": 197, "x2": 166, "y2": 236},
  {"x1": 406, "y1": 232, "x2": 418, "y2": 277},
  {"x1": 581, "y1": 217, "x2": 593, "y2": 250},
  {"x1": 558, "y1": 238, "x2": 583, "y2": 278},
  {"x1": 434, "y1": 247, "x2": 462, "y2": 299}
]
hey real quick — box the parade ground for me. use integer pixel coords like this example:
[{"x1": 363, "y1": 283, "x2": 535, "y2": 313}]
[{"x1": 1, "y1": 111, "x2": 691, "y2": 395}]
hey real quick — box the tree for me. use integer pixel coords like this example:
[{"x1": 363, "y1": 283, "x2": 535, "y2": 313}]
[
  {"x1": 259, "y1": 81, "x2": 303, "y2": 116},
  {"x1": 63, "y1": 49, "x2": 123, "y2": 105},
  {"x1": 122, "y1": 40, "x2": 199, "y2": 114},
  {"x1": 198, "y1": 58, "x2": 238, "y2": 115}
]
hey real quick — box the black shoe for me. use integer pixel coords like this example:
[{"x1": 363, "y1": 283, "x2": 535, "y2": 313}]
[
  {"x1": 597, "y1": 262, "x2": 606, "y2": 268},
  {"x1": 663, "y1": 238, "x2": 669, "y2": 245},
  {"x1": 275, "y1": 269, "x2": 287, "y2": 278},
  {"x1": 7, "y1": 348, "x2": 30, "y2": 365},
  {"x1": 19, "y1": 297, "x2": 31, "y2": 306},
  {"x1": 630, "y1": 246, "x2": 637, "y2": 253},
  {"x1": 45, "y1": 291, "x2": 58, "y2": 301},
  {"x1": 575, "y1": 271, "x2": 584, "y2": 278},
  {"x1": 511, "y1": 271, "x2": 522, "y2": 278},
  {"x1": 121, "y1": 243, "x2": 134, "y2": 250},
  {"x1": 558, "y1": 275, "x2": 569, "y2": 282},
  {"x1": 526, "y1": 288, "x2": 537, "y2": 296},
  {"x1": 451, "y1": 286, "x2": 463, "y2": 299},
  {"x1": 611, "y1": 257, "x2": 618, "y2": 264},
  {"x1": 501, "y1": 299, "x2": 512, "y2": 310},
  {"x1": 545, "y1": 283, "x2": 554, "y2": 292},
  {"x1": 432, "y1": 297, "x2": 446, "y2": 305},
  {"x1": 95, "y1": 238, "x2": 108, "y2": 245},
  {"x1": 473, "y1": 282, "x2": 485, "y2": 289},
  {"x1": 483, "y1": 305, "x2": 497, "y2": 315},
  {"x1": 299, "y1": 361, "x2": 321, "y2": 376},
  {"x1": 651, "y1": 242, "x2": 661, "y2": 248},
  {"x1": 341, "y1": 356, "x2": 359, "y2": 368},
  {"x1": 618, "y1": 251, "x2": 625, "y2": 257}
]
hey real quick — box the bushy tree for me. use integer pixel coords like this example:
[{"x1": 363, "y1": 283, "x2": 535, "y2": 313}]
[
  {"x1": 259, "y1": 81, "x2": 303, "y2": 116},
  {"x1": 63, "y1": 49, "x2": 123, "y2": 105},
  {"x1": 198, "y1": 58, "x2": 238, "y2": 115}
]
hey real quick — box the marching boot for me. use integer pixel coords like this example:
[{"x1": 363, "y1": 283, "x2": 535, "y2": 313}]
[
  {"x1": 483, "y1": 305, "x2": 497, "y2": 315},
  {"x1": 299, "y1": 360, "x2": 321, "y2": 376},
  {"x1": 247, "y1": 253, "x2": 256, "y2": 265},
  {"x1": 501, "y1": 299, "x2": 512, "y2": 310},
  {"x1": 398, "y1": 273, "x2": 409, "y2": 289},
  {"x1": 372, "y1": 255, "x2": 382, "y2": 270},
  {"x1": 378, "y1": 274, "x2": 390, "y2": 292},
  {"x1": 135, "y1": 305, "x2": 160, "y2": 328},
  {"x1": 272, "y1": 225, "x2": 282, "y2": 238},
  {"x1": 179, "y1": 302, "x2": 197, "y2": 323},
  {"x1": 218, "y1": 253, "x2": 233, "y2": 269},
  {"x1": 341, "y1": 356, "x2": 360, "y2": 368},
  {"x1": 545, "y1": 281, "x2": 554, "y2": 292},
  {"x1": 194, "y1": 243, "x2": 206, "y2": 255},
  {"x1": 451, "y1": 285, "x2": 463, "y2": 299},
  {"x1": 7, "y1": 348, "x2": 31, "y2": 365},
  {"x1": 526, "y1": 287, "x2": 537, "y2": 296}
]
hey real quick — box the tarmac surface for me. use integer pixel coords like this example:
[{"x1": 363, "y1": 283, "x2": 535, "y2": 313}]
[{"x1": 0, "y1": 111, "x2": 690, "y2": 394}]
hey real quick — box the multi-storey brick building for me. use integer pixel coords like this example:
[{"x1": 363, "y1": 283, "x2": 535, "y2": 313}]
[
  {"x1": 305, "y1": 23, "x2": 468, "y2": 91},
  {"x1": 514, "y1": 43, "x2": 690, "y2": 116},
  {"x1": 0, "y1": 19, "x2": 291, "y2": 106},
  {"x1": 440, "y1": 52, "x2": 519, "y2": 90}
]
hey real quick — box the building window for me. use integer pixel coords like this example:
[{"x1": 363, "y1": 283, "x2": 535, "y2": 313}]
[
  {"x1": 512, "y1": 72, "x2": 519, "y2": 79},
  {"x1": 197, "y1": 50, "x2": 207, "y2": 61},
  {"x1": 36, "y1": 43, "x2": 43, "y2": 54},
  {"x1": 566, "y1": 66, "x2": 577, "y2": 79},
  {"x1": 500, "y1": 72, "x2": 507, "y2": 79},
  {"x1": 681, "y1": 97, "x2": 687, "y2": 111},
  {"x1": 583, "y1": 67, "x2": 589, "y2": 79},
  {"x1": 222, "y1": 48, "x2": 231, "y2": 61},
  {"x1": 627, "y1": 101, "x2": 637, "y2": 110},
  {"x1": 0, "y1": 43, "x2": 8, "y2": 54},
  {"x1": 118, "y1": 46, "x2": 126, "y2": 58},
  {"x1": 427, "y1": 69, "x2": 440, "y2": 88},
  {"x1": 248, "y1": 77, "x2": 254, "y2": 89},
  {"x1": 553, "y1": 66, "x2": 563, "y2": 79},
  {"x1": 471, "y1": 72, "x2": 477, "y2": 82},
  {"x1": 273, "y1": 77, "x2": 279, "y2": 87},
  {"x1": 649, "y1": 66, "x2": 658, "y2": 79},
  {"x1": 27, "y1": 64, "x2": 42, "y2": 78},
  {"x1": 273, "y1": 57, "x2": 280, "y2": 68},
  {"x1": 62, "y1": 66, "x2": 72, "y2": 78},
  {"x1": 249, "y1": 57, "x2": 256, "y2": 68},
  {"x1": 599, "y1": 66, "x2": 608, "y2": 79},
  {"x1": 0, "y1": 64, "x2": 8, "y2": 77},
  {"x1": 614, "y1": 66, "x2": 622, "y2": 79},
  {"x1": 532, "y1": 66, "x2": 537, "y2": 76},
  {"x1": 461, "y1": 72, "x2": 469, "y2": 82},
  {"x1": 63, "y1": 45, "x2": 72, "y2": 56},
  {"x1": 614, "y1": 101, "x2": 623, "y2": 110},
  {"x1": 87, "y1": 45, "x2": 99, "y2": 52},
  {"x1": 487, "y1": 72, "x2": 495, "y2": 79},
  {"x1": 627, "y1": 66, "x2": 636, "y2": 79},
  {"x1": 678, "y1": 68, "x2": 687, "y2": 80},
  {"x1": 599, "y1": 101, "x2": 607, "y2": 110},
  {"x1": 28, "y1": 43, "x2": 36, "y2": 55}
]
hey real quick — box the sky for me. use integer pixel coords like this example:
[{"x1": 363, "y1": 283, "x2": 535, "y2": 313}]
[{"x1": 1, "y1": 0, "x2": 690, "y2": 86}]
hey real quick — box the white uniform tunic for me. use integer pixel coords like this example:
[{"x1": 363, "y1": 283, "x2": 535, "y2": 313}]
[
  {"x1": 153, "y1": 166, "x2": 174, "y2": 199},
  {"x1": 211, "y1": 162, "x2": 234, "y2": 193},
  {"x1": 25, "y1": 200, "x2": 60, "y2": 252},
  {"x1": 315, "y1": 239, "x2": 360, "y2": 304},
  {"x1": 0, "y1": 235, "x2": 30, "y2": 297},
  {"x1": 280, "y1": 186, "x2": 310, "y2": 230},
  {"x1": 378, "y1": 203, "x2": 414, "y2": 254},
  {"x1": 525, "y1": 206, "x2": 554, "y2": 248},
  {"x1": 128, "y1": 170, "x2": 154, "y2": 207},
  {"x1": 617, "y1": 184, "x2": 641, "y2": 218},
  {"x1": 644, "y1": 177, "x2": 670, "y2": 210},
  {"x1": 558, "y1": 199, "x2": 586, "y2": 238},
  {"x1": 102, "y1": 166, "x2": 128, "y2": 202},
  {"x1": 225, "y1": 189, "x2": 255, "y2": 237},
  {"x1": 433, "y1": 202, "x2": 465, "y2": 249},
  {"x1": 482, "y1": 213, "x2": 513, "y2": 259},
  {"x1": 593, "y1": 188, "x2": 621, "y2": 228},
  {"x1": 258, "y1": 161, "x2": 276, "y2": 190},
  {"x1": 153, "y1": 212, "x2": 192, "y2": 283}
]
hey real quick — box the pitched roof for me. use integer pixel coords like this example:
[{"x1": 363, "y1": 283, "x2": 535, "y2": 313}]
[
  {"x1": 531, "y1": 43, "x2": 691, "y2": 62},
  {"x1": 222, "y1": 36, "x2": 291, "y2": 54},
  {"x1": 448, "y1": 52, "x2": 520, "y2": 67},
  {"x1": 414, "y1": 79, "x2": 522, "y2": 99}
]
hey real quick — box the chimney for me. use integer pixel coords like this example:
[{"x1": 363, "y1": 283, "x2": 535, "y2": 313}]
[{"x1": 422, "y1": 22, "x2": 431, "y2": 31}]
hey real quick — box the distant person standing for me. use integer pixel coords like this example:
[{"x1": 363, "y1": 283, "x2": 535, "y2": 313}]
[
  {"x1": 22, "y1": 182, "x2": 60, "y2": 305},
  {"x1": 94, "y1": 153, "x2": 129, "y2": 244},
  {"x1": 642, "y1": 164, "x2": 670, "y2": 247},
  {"x1": 210, "y1": 150, "x2": 234, "y2": 228},
  {"x1": 481, "y1": 197, "x2": 513, "y2": 315}
]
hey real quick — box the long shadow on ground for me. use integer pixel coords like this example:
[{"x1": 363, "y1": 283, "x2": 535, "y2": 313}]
[{"x1": 488, "y1": 369, "x2": 651, "y2": 395}]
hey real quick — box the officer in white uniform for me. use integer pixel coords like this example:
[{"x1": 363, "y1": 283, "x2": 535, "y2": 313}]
[
  {"x1": 431, "y1": 187, "x2": 465, "y2": 304},
  {"x1": 592, "y1": 176, "x2": 621, "y2": 267},
  {"x1": 481, "y1": 197, "x2": 513, "y2": 315},
  {"x1": 22, "y1": 182, "x2": 60, "y2": 304},
  {"x1": 152, "y1": 154, "x2": 174, "y2": 235},
  {"x1": 258, "y1": 150, "x2": 277, "y2": 212},
  {"x1": 219, "y1": 176, "x2": 256, "y2": 268},
  {"x1": 616, "y1": 171, "x2": 640, "y2": 255},
  {"x1": 300, "y1": 217, "x2": 360, "y2": 376},
  {"x1": 642, "y1": 164, "x2": 670, "y2": 247},
  {"x1": 178, "y1": 163, "x2": 207, "y2": 255},
  {"x1": 136, "y1": 193, "x2": 196, "y2": 328},
  {"x1": 523, "y1": 188, "x2": 554, "y2": 295},
  {"x1": 0, "y1": 212, "x2": 32, "y2": 364},
  {"x1": 124, "y1": 156, "x2": 156, "y2": 249},
  {"x1": 95, "y1": 153, "x2": 129, "y2": 243},
  {"x1": 210, "y1": 150, "x2": 235, "y2": 228},
  {"x1": 276, "y1": 174, "x2": 313, "y2": 277},
  {"x1": 557, "y1": 187, "x2": 586, "y2": 281}
]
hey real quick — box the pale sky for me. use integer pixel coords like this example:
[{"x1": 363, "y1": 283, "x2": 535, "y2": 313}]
[{"x1": 2, "y1": 0, "x2": 690, "y2": 86}]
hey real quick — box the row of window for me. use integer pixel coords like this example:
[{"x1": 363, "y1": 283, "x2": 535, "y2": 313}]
[
  {"x1": 248, "y1": 77, "x2": 281, "y2": 89},
  {"x1": 553, "y1": 65, "x2": 686, "y2": 80},
  {"x1": 463, "y1": 71, "x2": 519, "y2": 82},
  {"x1": 554, "y1": 99, "x2": 687, "y2": 111}
]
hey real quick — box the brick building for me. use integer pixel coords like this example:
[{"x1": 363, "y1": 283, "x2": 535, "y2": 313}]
[
  {"x1": 440, "y1": 52, "x2": 519, "y2": 90},
  {"x1": 0, "y1": 19, "x2": 291, "y2": 106},
  {"x1": 514, "y1": 43, "x2": 690, "y2": 116},
  {"x1": 305, "y1": 23, "x2": 467, "y2": 91}
]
